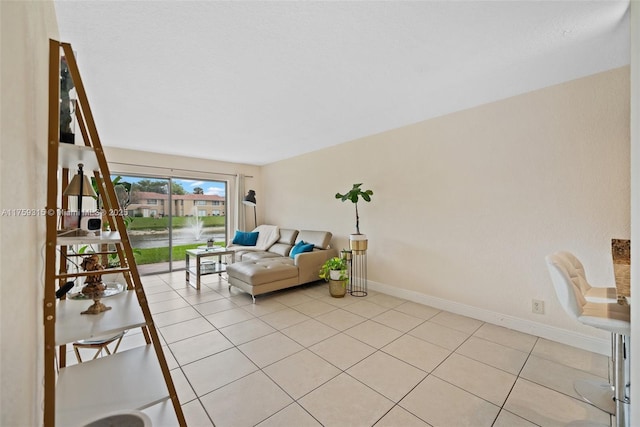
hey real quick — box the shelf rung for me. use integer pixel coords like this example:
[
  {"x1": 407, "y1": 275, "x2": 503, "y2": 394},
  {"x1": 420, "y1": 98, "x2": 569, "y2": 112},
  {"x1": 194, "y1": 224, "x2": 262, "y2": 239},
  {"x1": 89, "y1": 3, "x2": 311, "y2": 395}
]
[
  {"x1": 56, "y1": 230, "x2": 122, "y2": 245},
  {"x1": 56, "y1": 267, "x2": 129, "y2": 280},
  {"x1": 64, "y1": 251, "x2": 119, "y2": 257}
]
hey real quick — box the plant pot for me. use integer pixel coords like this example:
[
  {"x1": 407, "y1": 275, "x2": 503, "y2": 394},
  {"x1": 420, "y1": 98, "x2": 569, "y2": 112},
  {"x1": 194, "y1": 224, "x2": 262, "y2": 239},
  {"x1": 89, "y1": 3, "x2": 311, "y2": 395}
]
[
  {"x1": 60, "y1": 131, "x2": 75, "y2": 144},
  {"x1": 329, "y1": 279, "x2": 347, "y2": 298},
  {"x1": 349, "y1": 234, "x2": 368, "y2": 252},
  {"x1": 329, "y1": 270, "x2": 342, "y2": 281}
]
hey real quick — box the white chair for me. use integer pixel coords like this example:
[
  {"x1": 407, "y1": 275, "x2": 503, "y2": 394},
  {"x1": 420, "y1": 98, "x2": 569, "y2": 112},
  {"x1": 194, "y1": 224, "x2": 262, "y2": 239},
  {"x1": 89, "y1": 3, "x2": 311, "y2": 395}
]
[
  {"x1": 546, "y1": 253, "x2": 630, "y2": 427},
  {"x1": 73, "y1": 331, "x2": 125, "y2": 363},
  {"x1": 556, "y1": 251, "x2": 618, "y2": 303}
]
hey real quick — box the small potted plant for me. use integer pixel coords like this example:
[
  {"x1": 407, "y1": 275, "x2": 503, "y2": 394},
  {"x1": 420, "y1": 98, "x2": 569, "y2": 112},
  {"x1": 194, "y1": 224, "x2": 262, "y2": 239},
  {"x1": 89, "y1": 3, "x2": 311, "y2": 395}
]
[{"x1": 319, "y1": 257, "x2": 348, "y2": 297}]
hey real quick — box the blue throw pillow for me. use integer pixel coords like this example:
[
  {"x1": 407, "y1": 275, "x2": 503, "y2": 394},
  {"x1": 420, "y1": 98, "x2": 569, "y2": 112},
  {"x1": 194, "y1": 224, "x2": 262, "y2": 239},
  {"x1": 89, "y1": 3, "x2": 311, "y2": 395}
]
[
  {"x1": 290, "y1": 240, "x2": 315, "y2": 258},
  {"x1": 289, "y1": 240, "x2": 305, "y2": 258},
  {"x1": 232, "y1": 230, "x2": 259, "y2": 246}
]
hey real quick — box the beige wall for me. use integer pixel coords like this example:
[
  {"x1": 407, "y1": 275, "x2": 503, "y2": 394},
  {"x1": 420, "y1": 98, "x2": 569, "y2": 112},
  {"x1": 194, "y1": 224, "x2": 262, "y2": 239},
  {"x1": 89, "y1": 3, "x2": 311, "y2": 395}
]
[
  {"x1": 263, "y1": 67, "x2": 630, "y2": 353},
  {"x1": 1, "y1": 1, "x2": 59, "y2": 425}
]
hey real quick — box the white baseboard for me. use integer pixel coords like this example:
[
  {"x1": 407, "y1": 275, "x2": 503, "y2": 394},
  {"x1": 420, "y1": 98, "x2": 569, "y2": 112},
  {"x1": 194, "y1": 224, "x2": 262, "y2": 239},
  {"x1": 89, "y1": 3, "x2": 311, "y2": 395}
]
[{"x1": 367, "y1": 280, "x2": 610, "y2": 356}]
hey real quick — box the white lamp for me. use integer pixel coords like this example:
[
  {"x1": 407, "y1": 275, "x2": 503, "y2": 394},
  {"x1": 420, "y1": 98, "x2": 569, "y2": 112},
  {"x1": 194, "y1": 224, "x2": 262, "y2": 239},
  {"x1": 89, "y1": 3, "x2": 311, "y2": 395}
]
[{"x1": 63, "y1": 163, "x2": 97, "y2": 230}]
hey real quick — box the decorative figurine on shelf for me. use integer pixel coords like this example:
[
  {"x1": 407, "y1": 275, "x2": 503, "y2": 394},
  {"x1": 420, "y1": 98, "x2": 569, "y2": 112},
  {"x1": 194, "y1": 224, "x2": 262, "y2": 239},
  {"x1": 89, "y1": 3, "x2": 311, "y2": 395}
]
[
  {"x1": 59, "y1": 56, "x2": 76, "y2": 144},
  {"x1": 79, "y1": 254, "x2": 111, "y2": 315}
]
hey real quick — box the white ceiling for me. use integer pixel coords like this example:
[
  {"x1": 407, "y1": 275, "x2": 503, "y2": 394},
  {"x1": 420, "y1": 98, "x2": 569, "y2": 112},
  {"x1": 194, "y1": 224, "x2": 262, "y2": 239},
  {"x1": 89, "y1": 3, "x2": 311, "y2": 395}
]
[{"x1": 54, "y1": 1, "x2": 630, "y2": 166}]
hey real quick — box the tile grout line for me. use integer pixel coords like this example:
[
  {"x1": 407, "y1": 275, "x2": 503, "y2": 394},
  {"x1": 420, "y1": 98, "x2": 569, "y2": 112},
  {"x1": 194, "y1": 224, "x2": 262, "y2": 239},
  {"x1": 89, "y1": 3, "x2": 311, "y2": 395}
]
[{"x1": 145, "y1": 271, "x2": 611, "y2": 426}]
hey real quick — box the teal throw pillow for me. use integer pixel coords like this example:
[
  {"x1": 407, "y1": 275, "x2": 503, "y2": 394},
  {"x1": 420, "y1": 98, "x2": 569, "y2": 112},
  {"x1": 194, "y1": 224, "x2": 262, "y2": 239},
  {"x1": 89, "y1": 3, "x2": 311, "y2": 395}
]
[
  {"x1": 290, "y1": 240, "x2": 315, "y2": 258},
  {"x1": 232, "y1": 230, "x2": 259, "y2": 246}
]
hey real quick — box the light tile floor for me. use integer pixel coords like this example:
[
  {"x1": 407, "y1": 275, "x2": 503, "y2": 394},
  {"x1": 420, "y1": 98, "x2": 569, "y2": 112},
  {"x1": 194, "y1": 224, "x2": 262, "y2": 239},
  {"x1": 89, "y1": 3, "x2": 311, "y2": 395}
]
[{"x1": 69, "y1": 271, "x2": 614, "y2": 426}]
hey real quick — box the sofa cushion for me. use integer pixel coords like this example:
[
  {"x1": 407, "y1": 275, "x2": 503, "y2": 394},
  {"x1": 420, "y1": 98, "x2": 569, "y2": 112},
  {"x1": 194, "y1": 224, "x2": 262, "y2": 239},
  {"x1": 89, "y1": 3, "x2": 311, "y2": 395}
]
[
  {"x1": 241, "y1": 251, "x2": 281, "y2": 262},
  {"x1": 267, "y1": 243, "x2": 293, "y2": 257},
  {"x1": 278, "y1": 229, "x2": 299, "y2": 245},
  {"x1": 232, "y1": 230, "x2": 259, "y2": 246},
  {"x1": 289, "y1": 241, "x2": 315, "y2": 259},
  {"x1": 265, "y1": 228, "x2": 299, "y2": 256},
  {"x1": 227, "y1": 259, "x2": 297, "y2": 286},
  {"x1": 296, "y1": 230, "x2": 332, "y2": 249}
]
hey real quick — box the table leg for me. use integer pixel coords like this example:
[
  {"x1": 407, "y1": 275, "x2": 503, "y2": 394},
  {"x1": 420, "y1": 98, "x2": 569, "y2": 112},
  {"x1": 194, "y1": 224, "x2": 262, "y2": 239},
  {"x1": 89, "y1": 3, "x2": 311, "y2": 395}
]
[
  {"x1": 185, "y1": 253, "x2": 190, "y2": 284},
  {"x1": 196, "y1": 255, "x2": 201, "y2": 290},
  {"x1": 614, "y1": 334, "x2": 630, "y2": 427}
]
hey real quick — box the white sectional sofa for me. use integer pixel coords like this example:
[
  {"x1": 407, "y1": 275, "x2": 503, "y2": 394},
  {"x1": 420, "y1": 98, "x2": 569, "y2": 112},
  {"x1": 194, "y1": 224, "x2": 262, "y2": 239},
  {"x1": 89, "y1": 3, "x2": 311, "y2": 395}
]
[{"x1": 226, "y1": 226, "x2": 338, "y2": 302}]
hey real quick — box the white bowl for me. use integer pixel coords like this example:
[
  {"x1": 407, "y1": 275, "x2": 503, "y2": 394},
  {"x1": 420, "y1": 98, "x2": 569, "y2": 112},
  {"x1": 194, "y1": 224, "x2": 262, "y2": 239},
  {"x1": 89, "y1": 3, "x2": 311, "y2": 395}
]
[{"x1": 83, "y1": 410, "x2": 152, "y2": 427}]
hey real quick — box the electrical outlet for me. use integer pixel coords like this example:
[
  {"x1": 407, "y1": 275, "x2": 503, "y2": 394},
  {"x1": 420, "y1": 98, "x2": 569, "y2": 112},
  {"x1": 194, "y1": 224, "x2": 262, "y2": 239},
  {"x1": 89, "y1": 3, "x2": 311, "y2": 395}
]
[{"x1": 532, "y1": 299, "x2": 545, "y2": 314}]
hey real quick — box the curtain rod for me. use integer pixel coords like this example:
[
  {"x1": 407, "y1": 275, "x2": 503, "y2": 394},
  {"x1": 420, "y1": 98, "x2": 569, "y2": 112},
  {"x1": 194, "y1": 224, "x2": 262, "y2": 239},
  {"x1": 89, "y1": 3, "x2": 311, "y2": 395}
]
[{"x1": 108, "y1": 161, "x2": 253, "y2": 179}]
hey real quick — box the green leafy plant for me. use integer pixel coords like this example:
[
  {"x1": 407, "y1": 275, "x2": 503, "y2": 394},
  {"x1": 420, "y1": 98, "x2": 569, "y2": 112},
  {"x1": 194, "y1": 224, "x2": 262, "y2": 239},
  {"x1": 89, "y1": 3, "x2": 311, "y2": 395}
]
[
  {"x1": 335, "y1": 183, "x2": 373, "y2": 234},
  {"x1": 92, "y1": 175, "x2": 132, "y2": 211},
  {"x1": 319, "y1": 257, "x2": 348, "y2": 282}
]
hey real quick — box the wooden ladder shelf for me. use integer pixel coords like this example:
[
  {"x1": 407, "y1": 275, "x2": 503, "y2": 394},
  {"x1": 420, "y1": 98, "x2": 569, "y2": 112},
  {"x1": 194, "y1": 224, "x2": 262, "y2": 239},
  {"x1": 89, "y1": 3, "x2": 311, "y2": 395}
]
[{"x1": 43, "y1": 39, "x2": 186, "y2": 426}]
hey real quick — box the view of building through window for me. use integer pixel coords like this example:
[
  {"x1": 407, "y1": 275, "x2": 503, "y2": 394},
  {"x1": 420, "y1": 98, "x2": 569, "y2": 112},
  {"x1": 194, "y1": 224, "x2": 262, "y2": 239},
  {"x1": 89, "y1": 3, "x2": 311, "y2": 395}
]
[{"x1": 112, "y1": 174, "x2": 227, "y2": 274}]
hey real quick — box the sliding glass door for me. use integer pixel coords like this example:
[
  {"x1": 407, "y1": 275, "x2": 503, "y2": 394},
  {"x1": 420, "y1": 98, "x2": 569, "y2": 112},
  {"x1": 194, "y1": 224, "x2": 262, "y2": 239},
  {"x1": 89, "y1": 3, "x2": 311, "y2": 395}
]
[
  {"x1": 169, "y1": 178, "x2": 227, "y2": 270},
  {"x1": 112, "y1": 174, "x2": 227, "y2": 274},
  {"x1": 119, "y1": 176, "x2": 172, "y2": 275}
]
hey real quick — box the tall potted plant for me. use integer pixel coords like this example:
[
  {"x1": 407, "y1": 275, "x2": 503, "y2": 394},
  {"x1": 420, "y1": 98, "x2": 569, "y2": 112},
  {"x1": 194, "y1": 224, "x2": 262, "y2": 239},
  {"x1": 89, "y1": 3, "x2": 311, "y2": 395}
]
[{"x1": 335, "y1": 183, "x2": 373, "y2": 251}]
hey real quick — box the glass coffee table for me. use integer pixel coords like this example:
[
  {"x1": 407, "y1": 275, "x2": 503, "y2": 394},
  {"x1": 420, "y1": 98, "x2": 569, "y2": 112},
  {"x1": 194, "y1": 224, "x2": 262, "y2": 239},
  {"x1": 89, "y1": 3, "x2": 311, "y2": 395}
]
[{"x1": 185, "y1": 247, "x2": 235, "y2": 290}]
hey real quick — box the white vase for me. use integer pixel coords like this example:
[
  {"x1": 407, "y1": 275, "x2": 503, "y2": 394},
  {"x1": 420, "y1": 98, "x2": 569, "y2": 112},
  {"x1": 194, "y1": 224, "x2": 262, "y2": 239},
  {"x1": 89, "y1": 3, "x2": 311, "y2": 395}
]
[{"x1": 329, "y1": 270, "x2": 342, "y2": 280}]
